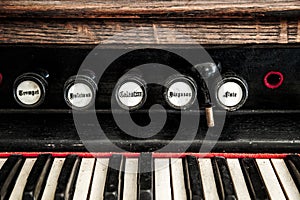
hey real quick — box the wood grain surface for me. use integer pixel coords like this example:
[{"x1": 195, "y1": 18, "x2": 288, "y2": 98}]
[
  {"x1": 0, "y1": 0, "x2": 300, "y2": 45},
  {"x1": 0, "y1": 0, "x2": 299, "y2": 19},
  {"x1": 0, "y1": 19, "x2": 299, "y2": 44}
]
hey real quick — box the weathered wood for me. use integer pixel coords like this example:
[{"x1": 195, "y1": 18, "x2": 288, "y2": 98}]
[
  {"x1": 0, "y1": 0, "x2": 299, "y2": 19},
  {"x1": 0, "y1": 19, "x2": 299, "y2": 44},
  {"x1": 1, "y1": 1, "x2": 299, "y2": 44}
]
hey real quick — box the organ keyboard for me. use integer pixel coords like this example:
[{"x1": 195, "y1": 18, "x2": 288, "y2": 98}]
[{"x1": 0, "y1": 153, "x2": 300, "y2": 200}]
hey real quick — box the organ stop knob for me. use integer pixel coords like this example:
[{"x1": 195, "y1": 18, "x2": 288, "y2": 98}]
[
  {"x1": 13, "y1": 71, "x2": 48, "y2": 108},
  {"x1": 115, "y1": 76, "x2": 147, "y2": 110},
  {"x1": 164, "y1": 75, "x2": 197, "y2": 110},
  {"x1": 216, "y1": 74, "x2": 248, "y2": 111},
  {"x1": 64, "y1": 74, "x2": 97, "y2": 110}
]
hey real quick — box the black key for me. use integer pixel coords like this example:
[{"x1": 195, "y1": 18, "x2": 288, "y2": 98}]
[
  {"x1": 183, "y1": 155, "x2": 204, "y2": 200},
  {"x1": 239, "y1": 158, "x2": 269, "y2": 200},
  {"x1": 0, "y1": 155, "x2": 24, "y2": 200},
  {"x1": 211, "y1": 157, "x2": 236, "y2": 200},
  {"x1": 104, "y1": 154, "x2": 124, "y2": 200},
  {"x1": 138, "y1": 153, "x2": 153, "y2": 200},
  {"x1": 23, "y1": 154, "x2": 53, "y2": 200},
  {"x1": 55, "y1": 155, "x2": 81, "y2": 200},
  {"x1": 284, "y1": 155, "x2": 300, "y2": 191}
]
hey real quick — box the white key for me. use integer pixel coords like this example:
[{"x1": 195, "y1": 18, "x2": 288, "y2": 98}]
[
  {"x1": 41, "y1": 158, "x2": 65, "y2": 200},
  {"x1": 170, "y1": 158, "x2": 187, "y2": 200},
  {"x1": 89, "y1": 158, "x2": 109, "y2": 200},
  {"x1": 0, "y1": 158, "x2": 7, "y2": 169},
  {"x1": 256, "y1": 159, "x2": 286, "y2": 200},
  {"x1": 155, "y1": 159, "x2": 172, "y2": 200},
  {"x1": 271, "y1": 159, "x2": 300, "y2": 200},
  {"x1": 123, "y1": 158, "x2": 138, "y2": 200},
  {"x1": 9, "y1": 158, "x2": 36, "y2": 200},
  {"x1": 227, "y1": 159, "x2": 251, "y2": 200},
  {"x1": 198, "y1": 158, "x2": 219, "y2": 200},
  {"x1": 73, "y1": 158, "x2": 95, "y2": 200}
]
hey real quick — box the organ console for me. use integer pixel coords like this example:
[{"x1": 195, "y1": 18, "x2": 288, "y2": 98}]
[{"x1": 0, "y1": 0, "x2": 300, "y2": 200}]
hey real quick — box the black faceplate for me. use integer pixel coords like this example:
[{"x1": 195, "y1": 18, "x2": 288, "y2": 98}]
[
  {"x1": 0, "y1": 45, "x2": 299, "y2": 153},
  {"x1": 0, "y1": 45, "x2": 299, "y2": 110}
]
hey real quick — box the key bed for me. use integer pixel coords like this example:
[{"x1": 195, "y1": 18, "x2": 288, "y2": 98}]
[{"x1": 0, "y1": 152, "x2": 300, "y2": 200}]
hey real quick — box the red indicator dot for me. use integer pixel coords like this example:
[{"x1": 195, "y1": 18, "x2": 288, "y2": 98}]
[{"x1": 264, "y1": 71, "x2": 284, "y2": 89}]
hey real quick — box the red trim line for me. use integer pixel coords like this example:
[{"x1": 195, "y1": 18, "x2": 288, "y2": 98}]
[{"x1": 0, "y1": 152, "x2": 295, "y2": 159}]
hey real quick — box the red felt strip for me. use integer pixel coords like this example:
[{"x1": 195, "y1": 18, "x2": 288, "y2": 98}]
[{"x1": 0, "y1": 152, "x2": 295, "y2": 159}]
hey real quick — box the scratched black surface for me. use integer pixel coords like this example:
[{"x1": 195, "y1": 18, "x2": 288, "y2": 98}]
[
  {"x1": 0, "y1": 45, "x2": 299, "y2": 110},
  {"x1": 0, "y1": 45, "x2": 299, "y2": 153},
  {"x1": 0, "y1": 112, "x2": 299, "y2": 152}
]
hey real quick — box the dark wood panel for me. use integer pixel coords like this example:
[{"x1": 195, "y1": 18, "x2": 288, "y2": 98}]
[
  {"x1": 1, "y1": 19, "x2": 300, "y2": 44},
  {"x1": 0, "y1": 0, "x2": 299, "y2": 19}
]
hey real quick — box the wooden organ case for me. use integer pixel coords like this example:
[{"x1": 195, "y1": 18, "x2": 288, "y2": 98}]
[{"x1": 0, "y1": 1, "x2": 299, "y2": 200}]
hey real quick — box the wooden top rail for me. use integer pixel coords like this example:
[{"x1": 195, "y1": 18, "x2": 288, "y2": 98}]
[
  {"x1": 0, "y1": 1, "x2": 299, "y2": 45},
  {"x1": 0, "y1": 0, "x2": 299, "y2": 19},
  {"x1": 1, "y1": 19, "x2": 299, "y2": 45}
]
